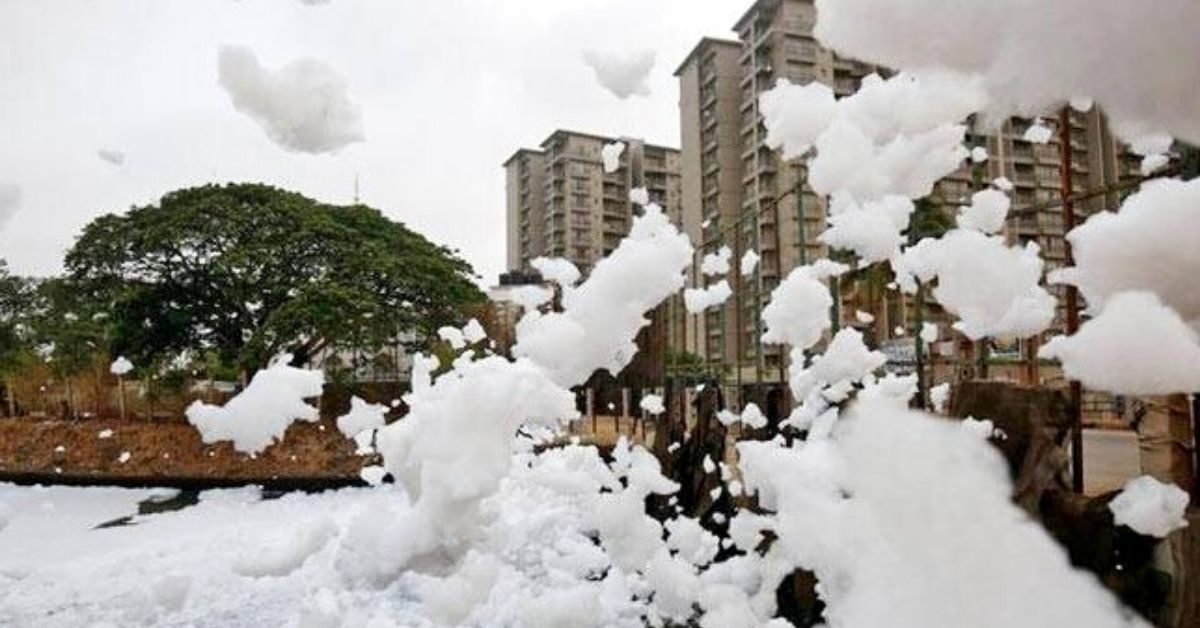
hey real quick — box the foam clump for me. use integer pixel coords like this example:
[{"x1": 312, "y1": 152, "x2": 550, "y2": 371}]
[
  {"x1": 186, "y1": 356, "x2": 324, "y2": 454},
  {"x1": 1108, "y1": 475, "x2": 1191, "y2": 538}
]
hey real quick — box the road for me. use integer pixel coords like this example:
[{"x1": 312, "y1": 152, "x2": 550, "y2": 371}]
[{"x1": 1082, "y1": 428, "x2": 1141, "y2": 496}]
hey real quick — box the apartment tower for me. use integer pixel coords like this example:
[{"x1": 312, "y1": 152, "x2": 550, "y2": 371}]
[
  {"x1": 677, "y1": 0, "x2": 1149, "y2": 400},
  {"x1": 675, "y1": 38, "x2": 745, "y2": 368},
  {"x1": 504, "y1": 130, "x2": 681, "y2": 276}
]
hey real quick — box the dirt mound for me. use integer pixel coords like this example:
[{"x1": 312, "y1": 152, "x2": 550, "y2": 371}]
[{"x1": 0, "y1": 416, "x2": 367, "y2": 482}]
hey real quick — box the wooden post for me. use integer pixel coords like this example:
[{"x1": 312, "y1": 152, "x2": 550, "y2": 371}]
[
  {"x1": 5, "y1": 377, "x2": 15, "y2": 417},
  {"x1": 1193, "y1": 394, "x2": 1199, "y2": 503},
  {"x1": 117, "y1": 375, "x2": 126, "y2": 421},
  {"x1": 620, "y1": 388, "x2": 630, "y2": 436},
  {"x1": 914, "y1": 283, "x2": 928, "y2": 408},
  {"x1": 66, "y1": 378, "x2": 76, "y2": 420},
  {"x1": 587, "y1": 387, "x2": 596, "y2": 434},
  {"x1": 1059, "y1": 106, "x2": 1085, "y2": 494}
]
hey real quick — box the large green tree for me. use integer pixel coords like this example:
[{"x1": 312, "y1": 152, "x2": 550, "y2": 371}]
[
  {"x1": 66, "y1": 183, "x2": 484, "y2": 375},
  {"x1": 0, "y1": 260, "x2": 36, "y2": 415},
  {"x1": 27, "y1": 276, "x2": 110, "y2": 417},
  {"x1": 0, "y1": 260, "x2": 33, "y2": 367}
]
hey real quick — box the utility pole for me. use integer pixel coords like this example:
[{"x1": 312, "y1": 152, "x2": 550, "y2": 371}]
[
  {"x1": 910, "y1": 211, "x2": 928, "y2": 408},
  {"x1": 733, "y1": 221, "x2": 744, "y2": 409},
  {"x1": 795, "y1": 163, "x2": 807, "y2": 266},
  {"x1": 1058, "y1": 107, "x2": 1085, "y2": 494},
  {"x1": 968, "y1": 131, "x2": 989, "y2": 381},
  {"x1": 753, "y1": 209, "x2": 764, "y2": 394}
]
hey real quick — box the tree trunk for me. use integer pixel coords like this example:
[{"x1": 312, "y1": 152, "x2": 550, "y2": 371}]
[
  {"x1": 66, "y1": 378, "x2": 76, "y2": 420},
  {"x1": 5, "y1": 376, "x2": 15, "y2": 417},
  {"x1": 117, "y1": 376, "x2": 126, "y2": 421}
]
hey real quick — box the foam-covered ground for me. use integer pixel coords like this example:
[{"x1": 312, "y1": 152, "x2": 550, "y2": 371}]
[{"x1": 0, "y1": 484, "x2": 427, "y2": 627}]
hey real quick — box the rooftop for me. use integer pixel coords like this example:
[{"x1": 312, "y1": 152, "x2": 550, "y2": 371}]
[
  {"x1": 673, "y1": 37, "x2": 743, "y2": 77},
  {"x1": 501, "y1": 147, "x2": 544, "y2": 168}
]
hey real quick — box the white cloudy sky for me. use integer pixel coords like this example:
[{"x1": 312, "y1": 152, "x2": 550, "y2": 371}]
[{"x1": 0, "y1": 0, "x2": 744, "y2": 283}]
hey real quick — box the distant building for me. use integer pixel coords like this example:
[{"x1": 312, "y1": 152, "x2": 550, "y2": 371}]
[
  {"x1": 675, "y1": 37, "x2": 745, "y2": 370},
  {"x1": 310, "y1": 333, "x2": 417, "y2": 384},
  {"x1": 503, "y1": 130, "x2": 682, "y2": 275},
  {"x1": 485, "y1": 269, "x2": 549, "y2": 356},
  {"x1": 675, "y1": 0, "x2": 880, "y2": 385},
  {"x1": 504, "y1": 149, "x2": 548, "y2": 273},
  {"x1": 502, "y1": 130, "x2": 685, "y2": 385}
]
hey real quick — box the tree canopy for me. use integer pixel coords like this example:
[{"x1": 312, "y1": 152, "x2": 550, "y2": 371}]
[
  {"x1": 66, "y1": 183, "x2": 484, "y2": 374},
  {"x1": 0, "y1": 260, "x2": 36, "y2": 376}
]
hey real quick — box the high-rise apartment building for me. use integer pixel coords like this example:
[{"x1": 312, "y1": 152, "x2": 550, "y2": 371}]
[
  {"x1": 501, "y1": 131, "x2": 684, "y2": 384},
  {"x1": 733, "y1": 0, "x2": 885, "y2": 383},
  {"x1": 504, "y1": 149, "x2": 547, "y2": 272},
  {"x1": 671, "y1": 0, "x2": 879, "y2": 387},
  {"x1": 676, "y1": 0, "x2": 1149, "y2": 400},
  {"x1": 503, "y1": 130, "x2": 681, "y2": 275},
  {"x1": 676, "y1": 38, "x2": 745, "y2": 368}
]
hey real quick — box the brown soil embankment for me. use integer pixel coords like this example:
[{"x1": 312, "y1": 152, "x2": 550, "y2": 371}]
[{"x1": 0, "y1": 416, "x2": 368, "y2": 487}]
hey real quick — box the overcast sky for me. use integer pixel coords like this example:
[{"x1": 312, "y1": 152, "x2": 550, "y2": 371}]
[{"x1": 0, "y1": 0, "x2": 744, "y2": 284}]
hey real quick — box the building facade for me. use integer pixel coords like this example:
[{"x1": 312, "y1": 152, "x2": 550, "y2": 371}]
[
  {"x1": 504, "y1": 130, "x2": 682, "y2": 276},
  {"x1": 503, "y1": 149, "x2": 547, "y2": 272},
  {"x1": 676, "y1": 37, "x2": 746, "y2": 373},
  {"x1": 502, "y1": 130, "x2": 686, "y2": 383},
  {"x1": 675, "y1": 0, "x2": 1150, "y2": 403}
]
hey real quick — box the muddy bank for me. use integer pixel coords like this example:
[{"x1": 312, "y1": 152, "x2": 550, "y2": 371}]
[{"x1": 0, "y1": 416, "x2": 369, "y2": 485}]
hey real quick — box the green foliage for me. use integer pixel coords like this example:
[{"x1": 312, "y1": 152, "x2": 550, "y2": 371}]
[
  {"x1": 66, "y1": 183, "x2": 484, "y2": 374},
  {"x1": 0, "y1": 260, "x2": 36, "y2": 376},
  {"x1": 27, "y1": 277, "x2": 110, "y2": 381},
  {"x1": 666, "y1": 348, "x2": 705, "y2": 376},
  {"x1": 908, "y1": 196, "x2": 955, "y2": 244}
]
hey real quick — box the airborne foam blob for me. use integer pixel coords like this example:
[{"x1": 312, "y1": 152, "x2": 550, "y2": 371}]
[
  {"x1": 1040, "y1": 291, "x2": 1200, "y2": 395},
  {"x1": 896, "y1": 229, "x2": 1055, "y2": 340},
  {"x1": 740, "y1": 250, "x2": 760, "y2": 276},
  {"x1": 1023, "y1": 119, "x2": 1052, "y2": 144},
  {"x1": 1108, "y1": 475, "x2": 1191, "y2": 538},
  {"x1": 700, "y1": 246, "x2": 732, "y2": 277},
  {"x1": 217, "y1": 45, "x2": 364, "y2": 154},
  {"x1": 683, "y1": 280, "x2": 731, "y2": 314},
  {"x1": 514, "y1": 204, "x2": 692, "y2": 387},
  {"x1": 819, "y1": 194, "x2": 914, "y2": 263},
  {"x1": 812, "y1": 0, "x2": 1200, "y2": 144},
  {"x1": 601, "y1": 142, "x2": 625, "y2": 174},
  {"x1": 1052, "y1": 178, "x2": 1200, "y2": 324},
  {"x1": 0, "y1": 184, "x2": 20, "y2": 230},
  {"x1": 109, "y1": 356, "x2": 134, "y2": 376},
  {"x1": 956, "y1": 189, "x2": 1011, "y2": 235},
  {"x1": 97, "y1": 149, "x2": 125, "y2": 166},
  {"x1": 762, "y1": 72, "x2": 982, "y2": 204},
  {"x1": 581, "y1": 50, "x2": 655, "y2": 99}
]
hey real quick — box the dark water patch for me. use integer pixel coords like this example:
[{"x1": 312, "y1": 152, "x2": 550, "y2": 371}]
[{"x1": 93, "y1": 489, "x2": 201, "y2": 529}]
